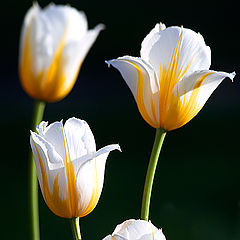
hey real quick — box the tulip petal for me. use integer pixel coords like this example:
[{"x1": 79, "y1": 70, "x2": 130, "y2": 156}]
[
  {"x1": 63, "y1": 117, "x2": 96, "y2": 160},
  {"x1": 107, "y1": 56, "x2": 159, "y2": 127},
  {"x1": 44, "y1": 4, "x2": 88, "y2": 43},
  {"x1": 70, "y1": 24, "x2": 105, "y2": 65},
  {"x1": 165, "y1": 70, "x2": 235, "y2": 130},
  {"x1": 59, "y1": 24, "x2": 104, "y2": 100},
  {"x1": 74, "y1": 144, "x2": 120, "y2": 217},
  {"x1": 37, "y1": 121, "x2": 67, "y2": 161},
  {"x1": 30, "y1": 131, "x2": 72, "y2": 217},
  {"x1": 31, "y1": 4, "x2": 68, "y2": 75},
  {"x1": 141, "y1": 26, "x2": 211, "y2": 81},
  {"x1": 140, "y1": 22, "x2": 166, "y2": 61},
  {"x1": 20, "y1": 3, "x2": 103, "y2": 102}
]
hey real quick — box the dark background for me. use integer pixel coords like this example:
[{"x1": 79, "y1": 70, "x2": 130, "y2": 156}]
[{"x1": 1, "y1": 0, "x2": 240, "y2": 239}]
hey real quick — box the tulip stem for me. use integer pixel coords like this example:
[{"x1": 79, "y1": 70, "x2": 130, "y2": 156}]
[
  {"x1": 141, "y1": 128, "x2": 167, "y2": 221},
  {"x1": 29, "y1": 100, "x2": 46, "y2": 240},
  {"x1": 70, "y1": 218, "x2": 82, "y2": 240}
]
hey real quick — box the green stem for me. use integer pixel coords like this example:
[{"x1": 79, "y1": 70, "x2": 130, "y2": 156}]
[
  {"x1": 141, "y1": 128, "x2": 167, "y2": 221},
  {"x1": 29, "y1": 100, "x2": 46, "y2": 240},
  {"x1": 70, "y1": 218, "x2": 82, "y2": 240}
]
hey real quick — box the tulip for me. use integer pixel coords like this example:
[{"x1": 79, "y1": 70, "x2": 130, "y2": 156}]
[
  {"x1": 19, "y1": 3, "x2": 104, "y2": 102},
  {"x1": 30, "y1": 117, "x2": 120, "y2": 218},
  {"x1": 107, "y1": 23, "x2": 235, "y2": 131},
  {"x1": 106, "y1": 22, "x2": 236, "y2": 221},
  {"x1": 102, "y1": 219, "x2": 166, "y2": 240}
]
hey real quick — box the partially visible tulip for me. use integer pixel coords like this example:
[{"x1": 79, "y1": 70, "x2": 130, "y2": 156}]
[
  {"x1": 30, "y1": 117, "x2": 120, "y2": 218},
  {"x1": 102, "y1": 219, "x2": 166, "y2": 240},
  {"x1": 19, "y1": 3, "x2": 104, "y2": 102},
  {"x1": 107, "y1": 23, "x2": 235, "y2": 131}
]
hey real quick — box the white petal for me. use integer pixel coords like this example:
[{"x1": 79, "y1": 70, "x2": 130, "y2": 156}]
[
  {"x1": 38, "y1": 121, "x2": 66, "y2": 161},
  {"x1": 74, "y1": 144, "x2": 120, "y2": 216},
  {"x1": 74, "y1": 24, "x2": 104, "y2": 63},
  {"x1": 30, "y1": 131, "x2": 64, "y2": 169},
  {"x1": 175, "y1": 70, "x2": 235, "y2": 108},
  {"x1": 140, "y1": 22, "x2": 166, "y2": 61},
  {"x1": 102, "y1": 236, "x2": 113, "y2": 240},
  {"x1": 141, "y1": 26, "x2": 211, "y2": 80},
  {"x1": 61, "y1": 24, "x2": 104, "y2": 89},
  {"x1": 19, "y1": 3, "x2": 39, "y2": 64},
  {"x1": 107, "y1": 56, "x2": 159, "y2": 127},
  {"x1": 93, "y1": 144, "x2": 121, "y2": 193},
  {"x1": 36, "y1": 121, "x2": 48, "y2": 135},
  {"x1": 30, "y1": 131, "x2": 68, "y2": 202},
  {"x1": 63, "y1": 117, "x2": 96, "y2": 161},
  {"x1": 44, "y1": 5, "x2": 88, "y2": 43},
  {"x1": 30, "y1": 4, "x2": 68, "y2": 75},
  {"x1": 23, "y1": 4, "x2": 88, "y2": 77}
]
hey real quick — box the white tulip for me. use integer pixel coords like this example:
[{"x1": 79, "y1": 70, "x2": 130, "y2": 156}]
[
  {"x1": 107, "y1": 23, "x2": 235, "y2": 131},
  {"x1": 30, "y1": 117, "x2": 120, "y2": 218},
  {"x1": 19, "y1": 3, "x2": 104, "y2": 102}
]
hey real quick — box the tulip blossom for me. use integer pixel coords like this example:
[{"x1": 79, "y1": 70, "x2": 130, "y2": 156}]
[
  {"x1": 107, "y1": 23, "x2": 235, "y2": 131},
  {"x1": 102, "y1": 219, "x2": 166, "y2": 240},
  {"x1": 30, "y1": 117, "x2": 120, "y2": 218},
  {"x1": 19, "y1": 3, "x2": 104, "y2": 102}
]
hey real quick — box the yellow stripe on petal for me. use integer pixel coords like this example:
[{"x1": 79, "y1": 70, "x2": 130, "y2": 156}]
[
  {"x1": 159, "y1": 29, "x2": 183, "y2": 127},
  {"x1": 124, "y1": 61, "x2": 159, "y2": 128},
  {"x1": 19, "y1": 18, "x2": 42, "y2": 100},
  {"x1": 20, "y1": 18, "x2": 79, "y2": 102},
  {"x1": 157, "y1": 28, "x2": 205, "y2": 130},
  {"x1": 165, "y1": 72, "x2": 213, "y2": 130},
  {"x1": 150, "y1": 223, "x2": 155, "y2": 240},
  {"x1": 33, "y1": 142, "x2": 72, "y2": 218},
  {"x1": 79, "y1": 158, "x2": 101, "y2": 217},
  {"x1": 61, "y1": 123, "x2": 78, "y2": 217}
]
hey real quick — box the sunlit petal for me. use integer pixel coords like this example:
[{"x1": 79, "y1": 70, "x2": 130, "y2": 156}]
[
  {"x1": 107, "y1": 23, "x2": 235, "y2": 130},
  {"x1": 164, "y1": 70, "x2": 236, "y2": 130},
  {"x1": 64, "y1": 117, "x2": 96, "y2": 161}
]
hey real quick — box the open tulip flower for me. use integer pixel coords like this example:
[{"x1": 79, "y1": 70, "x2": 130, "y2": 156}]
[
  {"x1": 102, "y1": 219, "x2": 166, "y2": 240},
  {"x1": 107, "y1": 23, "x2": 235, "y2": 131},
  {"x1": 19, "y1": 3, "x2": 104, "y2": 102},
  {"x1": 30, "y1": 117, "x2": 120, "y2": 218}
]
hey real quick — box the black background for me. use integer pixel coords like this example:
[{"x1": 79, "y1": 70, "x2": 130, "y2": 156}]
[{"x1": 1, "y1": 0, "x2": 240, "y2": 239}]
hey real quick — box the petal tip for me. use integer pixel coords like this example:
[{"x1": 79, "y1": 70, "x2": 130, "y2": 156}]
[
  {"x1": 157, "y1": 22, "x2": 166, "y2": 31},
  {"x1": 95, "y1": 23, "x2": 105, "y2": 31},
  {"x1": 230, "y1": 71, "x2": 236, "y2": 82},
  {"x1": 115, "y1": 144, "x2": 122, "y2": 152},
  {"x1": 105, "y1": 59, "x2": 113, "y2": 68}
]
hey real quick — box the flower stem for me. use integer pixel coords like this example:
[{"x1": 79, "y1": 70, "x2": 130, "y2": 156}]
[
  {"x1": 141, "y1": 128, "x2": 167, "y2": 221},
  {"x1": 70, "y1": 218, "x2": 82, "y2": 240},
  {"x1": 29, "y1": 100, "x2": 46, "y2": 240}
]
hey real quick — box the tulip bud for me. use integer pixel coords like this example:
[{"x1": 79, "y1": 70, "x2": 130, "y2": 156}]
[{"x1": 19, "y1": 3, "x2": 104, "y2": 102}]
